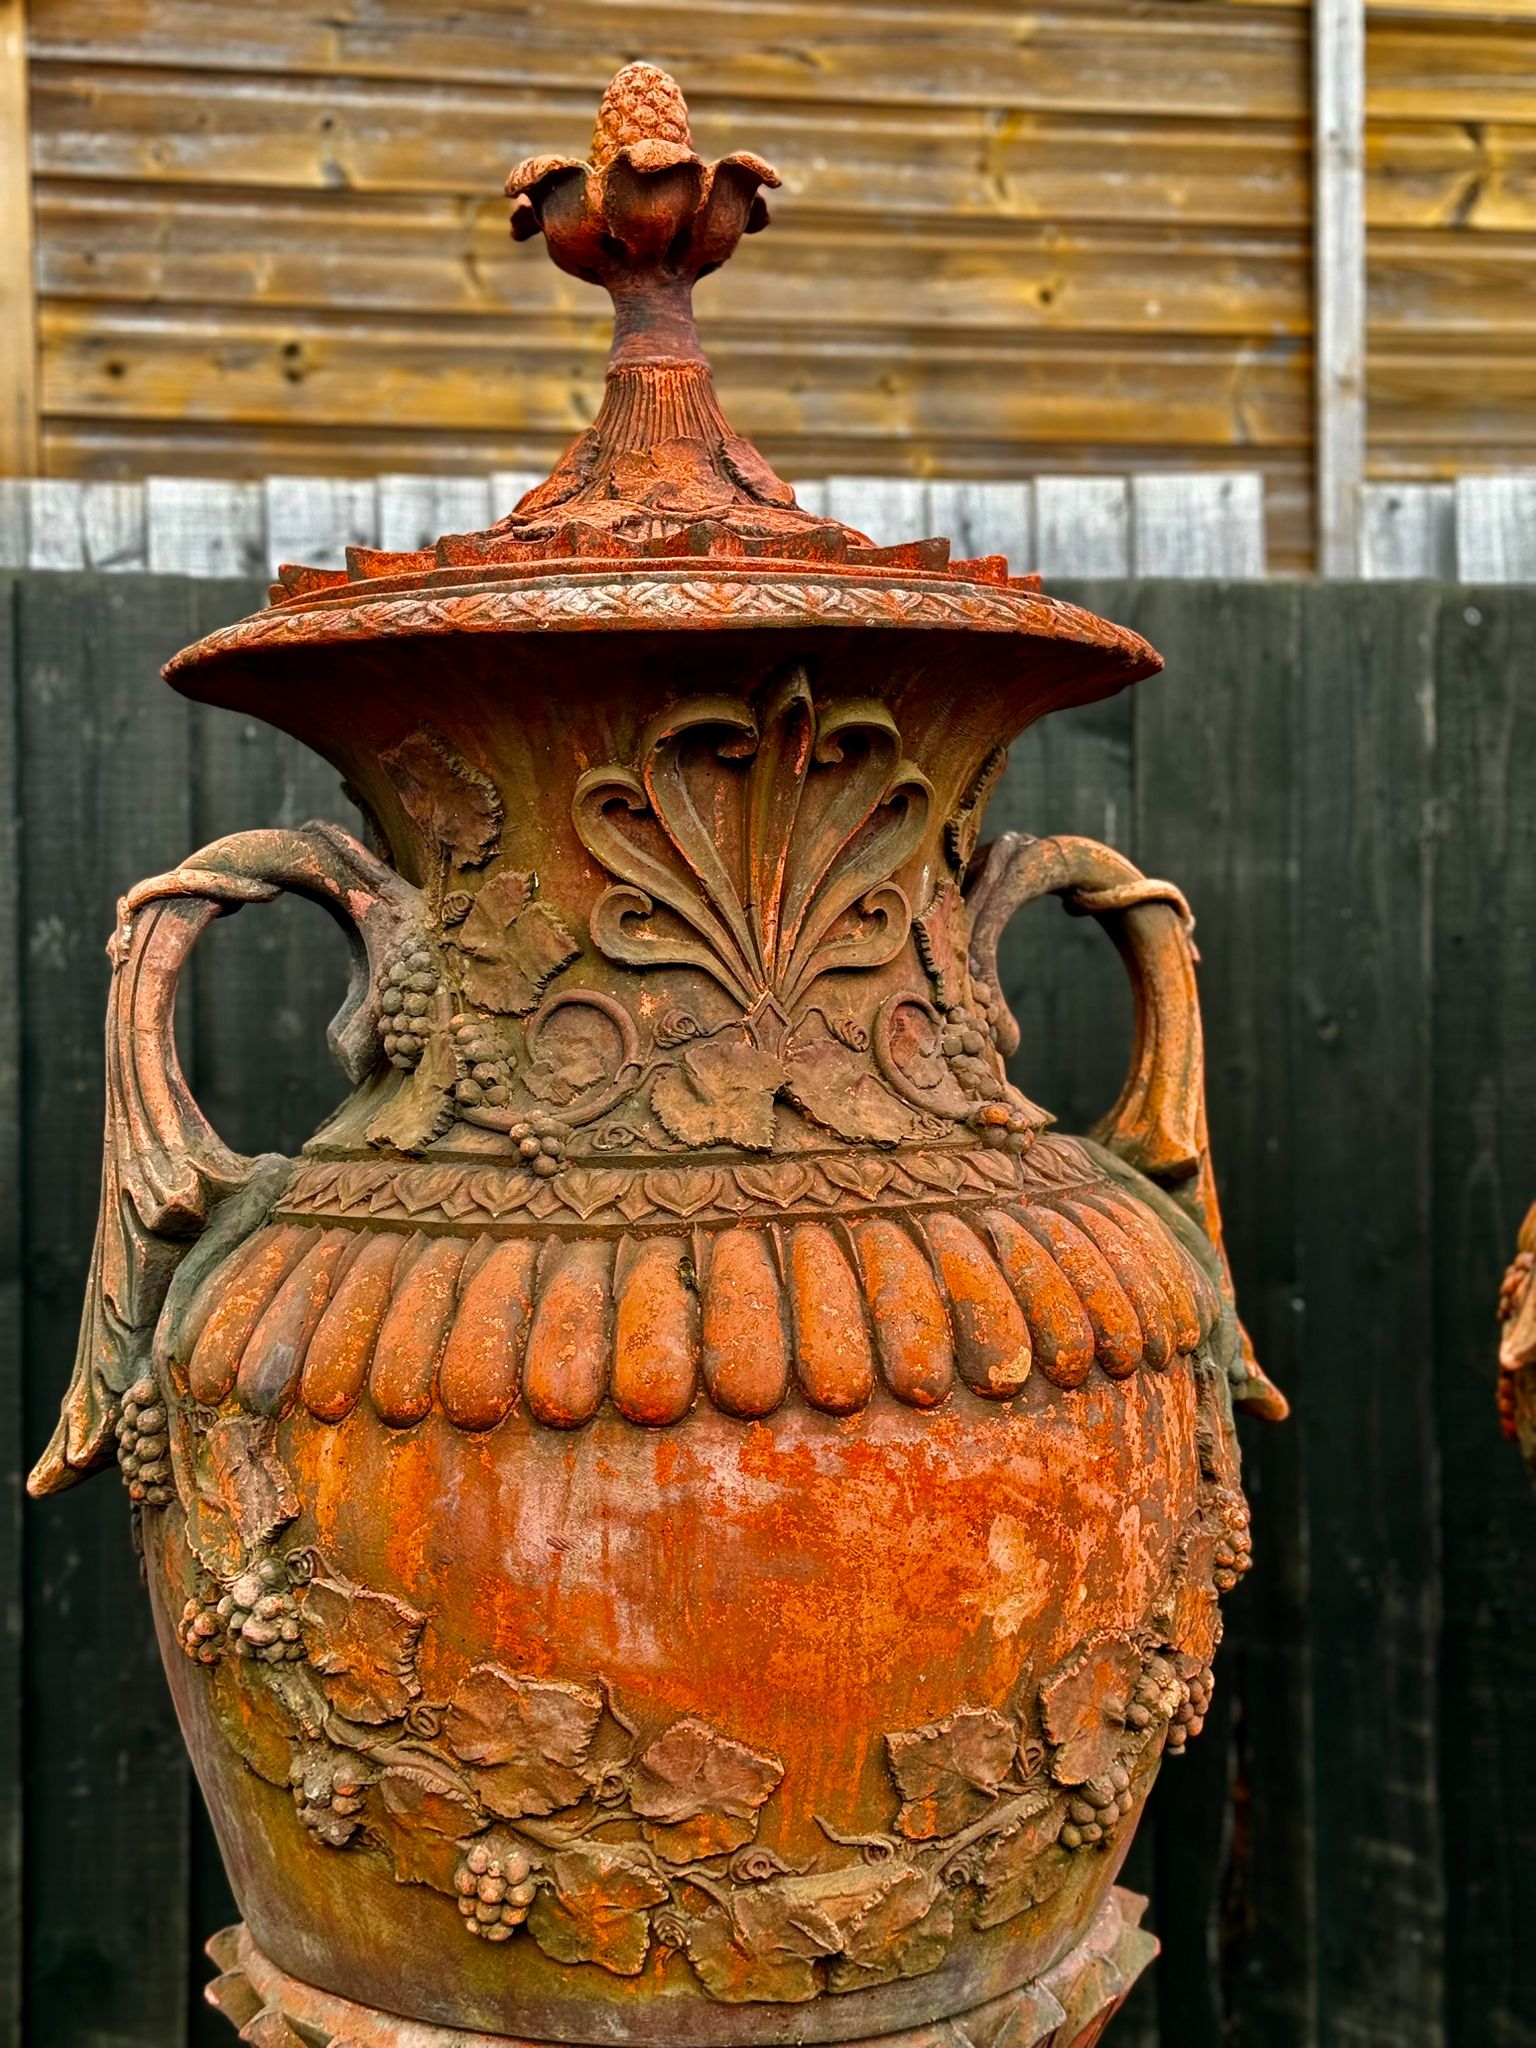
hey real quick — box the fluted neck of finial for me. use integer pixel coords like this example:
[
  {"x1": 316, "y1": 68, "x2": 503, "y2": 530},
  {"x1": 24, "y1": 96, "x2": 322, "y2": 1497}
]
[{"x1": 587, "y1": 355, "x2": 736, "y2": 454}]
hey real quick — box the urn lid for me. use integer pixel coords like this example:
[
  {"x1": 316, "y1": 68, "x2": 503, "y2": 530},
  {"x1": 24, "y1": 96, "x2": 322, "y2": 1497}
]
[{"x1": 167, "y1": 64, "x2": 1159, "y2": 688}]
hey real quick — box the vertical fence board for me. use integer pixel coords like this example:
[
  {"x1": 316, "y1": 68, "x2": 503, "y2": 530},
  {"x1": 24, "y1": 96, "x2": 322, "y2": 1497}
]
[
  {"x1": 925, "y1": 481, "x2": 1033, "y2": 574},
  {"x1": 1453, "y1": 479, "x2": 1536, "y2": 586},
  {"x1": 9, "y1": 573, "x2": 1536, "y2": 2039},
  {"x1": 0, "y1": 484, "x2": 26, "y2": 570},
  {"x1": 1131, "y1": 478, "x2": 1266, "y2": 578},
  {"x1": 1035, "y1": 481, "x2": 1130, "y2": 580},
  {"x1": 19, "y1": 576, "x2": 201, "y2": 2048},
  {"x1": 1361, "y1": 485, "x2": 1454, "y2": 582},
  {"x1": 80, "y1": 482, "x2": 148, "y2": 573},
  {"x1": 1131, "y1": 583, "x2": 1316, "y2": 2048},
  {"x1": 0, "y1": 578, "x2": 21, "y2": 2048},
  {"x1": 1430, "y1": 591, "x2": 1536, "y2": 2048},
  {"x1": 824, "y1": 478, "x2": 930, "y2": 548},
  {"x1": 1296, "y1": 583, "x2": 1444, "y2": 2047},
  {"x1": 146, "y1": 481, "x2": 265, "y2": 579},
  {"x1": 377, "y1": 475, "x2": 493, "y2": 552},
  {"x1": 263, "y1": 477, "x2": 378, "y2": 575}
]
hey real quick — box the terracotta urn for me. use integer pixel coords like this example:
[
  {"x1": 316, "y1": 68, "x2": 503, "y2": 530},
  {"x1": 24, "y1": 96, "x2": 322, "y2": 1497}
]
[
  {"x1": 1498, "y1": 1204, "x2": 1536, "y2": 1474},
  {"x1": 31, "y1": 64, "x2": 1286, "y2": 2048}
]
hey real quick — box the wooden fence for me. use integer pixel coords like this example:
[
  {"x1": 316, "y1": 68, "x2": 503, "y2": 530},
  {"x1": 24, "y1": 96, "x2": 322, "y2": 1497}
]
[
  {"x1": 12, "y1": 472, "x2": 1536, "y2": 582},
  {"x1": 0, "y1": 471, "x2": 1271, "y2": 580},
  {"x1": 2, "y1": 573, "x2": 1534, "y2": 2047}
]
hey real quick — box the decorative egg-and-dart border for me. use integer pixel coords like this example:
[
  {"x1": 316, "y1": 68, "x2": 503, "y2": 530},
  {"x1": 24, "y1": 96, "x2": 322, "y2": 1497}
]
[{"x1": 170, "y1": 1134, "x2": 1225, "y2": 1434}]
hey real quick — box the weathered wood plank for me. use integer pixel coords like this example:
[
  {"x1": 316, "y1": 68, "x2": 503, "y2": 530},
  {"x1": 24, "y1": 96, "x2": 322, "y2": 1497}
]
[
  {"x1": 35, "y1": 419, "x2": 1316, "y2": 572},
  {"x1": 36, "y1": 305, "x2": 1311, "y2": 452},
  {"x1": 29, "y1": 70, "x2": 1311, "y2": 228},
  {"x1": 19, "y1": 574, "x2": 200, "y2": 2047},
  {"x1": 1366, "y1": 121, "x2": 1536, "y2": 234},
  {"x1": 145, "y1": 478, "x2": 264, "y2": 576},
  {"x1": 0, "y1": 480, "x2": 146, "y2": 572},
  {"x1": 1315, "y1": 0, "x2": 1367, "y2": 574},
  {"x1": 925, "y1": 480, "x2": 1034, "y2": 573},
  {"x1": 1453, "y1": 473, "x2": 1536, "y2": 579},
  {"x1": 1034, "y1": 478, "x2": 1130, "y2": 576},
  {"x1": 1132, "y1": 582, "x2": 1315, "y2": 2048},
  {"x1": 1294, "y1": 583, "x2": 1444, "y2": 2045},
  {"x1": 263, "y1": 474, "x2": 378, "y2": 572},
  {"x1": 31, "y1": 188, "x2": 1310, "y2": 342},
  {"x1": 1370, "y1": 231, "x2": 1536, "y2": 335},
  {"x1": 1369, "y1": 346, "x2": 1536, "y2": 453},
  {"x1": 1430, "y1": 589, "x2": 1536, "y2": 2048},
  {"x1": 0, "y1": 485, "x2": 23, "y2": 569},
  {"x1": 824, "y1": 477, "x2": 930, "y2": 548},
  {"x1": 27, "y1": 2, "x2": 1310, "y2": 121},
  {"x1": 1361, "y1": 481, "x2": 1455, "y2": 577},
  {"x1": 0, "y1": 576, "x2": 22, "y2": 2048},
  {"x1": 79, "y1": 480, "x2": 147, "y2": 570},
  {"x1": 21, "y1": 480, "x2": 86, "y2": 570},
  {"x1": 0, "y1": 0, "x2": 37, "y2": 475},
  {"x1": 1368, "y1": 21, "x2": 1536, "y2": 125},
  {"x1": 1130, "y1": 472, "x2": 1266, "y2": 574},
  {"x1": 377, "y1": 473, "x2": 492, "y2": 550}
]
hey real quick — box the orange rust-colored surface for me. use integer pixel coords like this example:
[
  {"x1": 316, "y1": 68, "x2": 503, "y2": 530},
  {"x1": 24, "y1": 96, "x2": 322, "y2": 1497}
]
[{"x1": 31, "y1": 62, "x2": 1277, "y2": 2047}]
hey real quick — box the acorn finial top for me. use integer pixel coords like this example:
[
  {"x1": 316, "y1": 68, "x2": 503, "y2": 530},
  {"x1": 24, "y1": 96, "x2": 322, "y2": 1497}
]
[
  {"x1": 505, "y1": 65, "x2": 779, "y2": 309},
  {"x1": 590, "y1": 62, "x2": 694, "y2": 166}
]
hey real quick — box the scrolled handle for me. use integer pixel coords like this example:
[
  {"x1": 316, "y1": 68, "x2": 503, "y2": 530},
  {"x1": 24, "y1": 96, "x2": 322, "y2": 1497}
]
[
  {"x1": 967, "y1": 832, "x2": 1203, "y2": 1186},
  {"x1": 29, "y1": 821, "x2": 428, "y2": 1496},
  {"x1": 966, "y1": 830, "x2": 1286, "y2": 1421}
]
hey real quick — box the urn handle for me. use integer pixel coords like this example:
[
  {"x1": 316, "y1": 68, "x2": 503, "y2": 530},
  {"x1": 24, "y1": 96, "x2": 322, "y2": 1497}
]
[
  {"x1": 28, "y1": 822, "x2": 426, "y2": 1497},
  {"x1": 966, "y1": 831, "x2": 1204, "y2": 1187},
  {"x1": 965, "y1": 830, "x2": 1287, "y2": 1422}
]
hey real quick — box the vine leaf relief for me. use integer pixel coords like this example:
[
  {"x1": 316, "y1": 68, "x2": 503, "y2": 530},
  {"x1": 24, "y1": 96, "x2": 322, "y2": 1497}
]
[
  {"x1": 627, "y1": 1716, "x2": 785, "y2": 1860},
  {"x1": 573, "y1": 669, "x2": 935, "y2": 1150},
  {"x1": 175, "y1": 1491, "x2": 1221, "y2": 2006},
  {"x1": 302, "y1": 1576, "x2": 427, "y2": 1726},
  {"x1": 443, "y1": 1666, "x2": 604, "y2": 1818},
  {"x1": 886, "y1": 1704, "x2": 1019, "y2": 1840}
]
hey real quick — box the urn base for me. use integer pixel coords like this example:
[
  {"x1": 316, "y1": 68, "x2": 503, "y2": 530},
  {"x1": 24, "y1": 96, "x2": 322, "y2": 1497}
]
[{"x1": 205, "y1": 1892, "x2": 1156, "y2": 2048}]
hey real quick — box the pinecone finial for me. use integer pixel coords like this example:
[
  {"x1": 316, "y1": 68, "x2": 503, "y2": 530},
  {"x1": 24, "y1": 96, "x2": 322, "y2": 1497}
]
[{"x1": 591, "y1": 62, "x2": 693, "y2": 167}]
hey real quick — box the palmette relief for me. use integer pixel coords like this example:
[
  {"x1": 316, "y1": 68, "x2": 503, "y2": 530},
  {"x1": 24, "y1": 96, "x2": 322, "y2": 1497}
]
[{"x1": 360, "y1": 669, "x2": 1044, "y2": 1167}]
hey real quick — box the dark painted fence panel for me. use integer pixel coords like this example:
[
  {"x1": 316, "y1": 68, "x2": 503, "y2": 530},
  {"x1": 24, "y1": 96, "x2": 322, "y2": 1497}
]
[{"x1": 3, "y1": 575, "x2": 1534, "y2": 2047}]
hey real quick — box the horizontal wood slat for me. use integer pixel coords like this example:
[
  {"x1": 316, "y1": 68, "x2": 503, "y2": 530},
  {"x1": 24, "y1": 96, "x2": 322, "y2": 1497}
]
[
  {"x1": 27, "y1": 3, "x2": 1309, "y2": 118},
  {"x1": 1368, "y1": 19, "x2": 1536, "y2": 122},
  {"x1": 29, "y1": 67, "x2": 1311, "y2": 229},
  {"x1": 19, "y1": 0, "x2": 1313, "y2": 561},
  {"x1": 30, "y1": 187, "x2": 1309, "y2": 341},
  {"x1": 35, "y1": 304, "x2": 1309, "y2": 449},
  {"x1": 1362, "y1": 1, "x2": 1536, "y2": 505}
]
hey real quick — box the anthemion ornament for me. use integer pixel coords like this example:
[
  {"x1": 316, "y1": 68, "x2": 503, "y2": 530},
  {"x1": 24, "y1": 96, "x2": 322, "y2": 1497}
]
[{"x1": 31, "y1": 61, "x2": 1287, "y2": 2048}]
